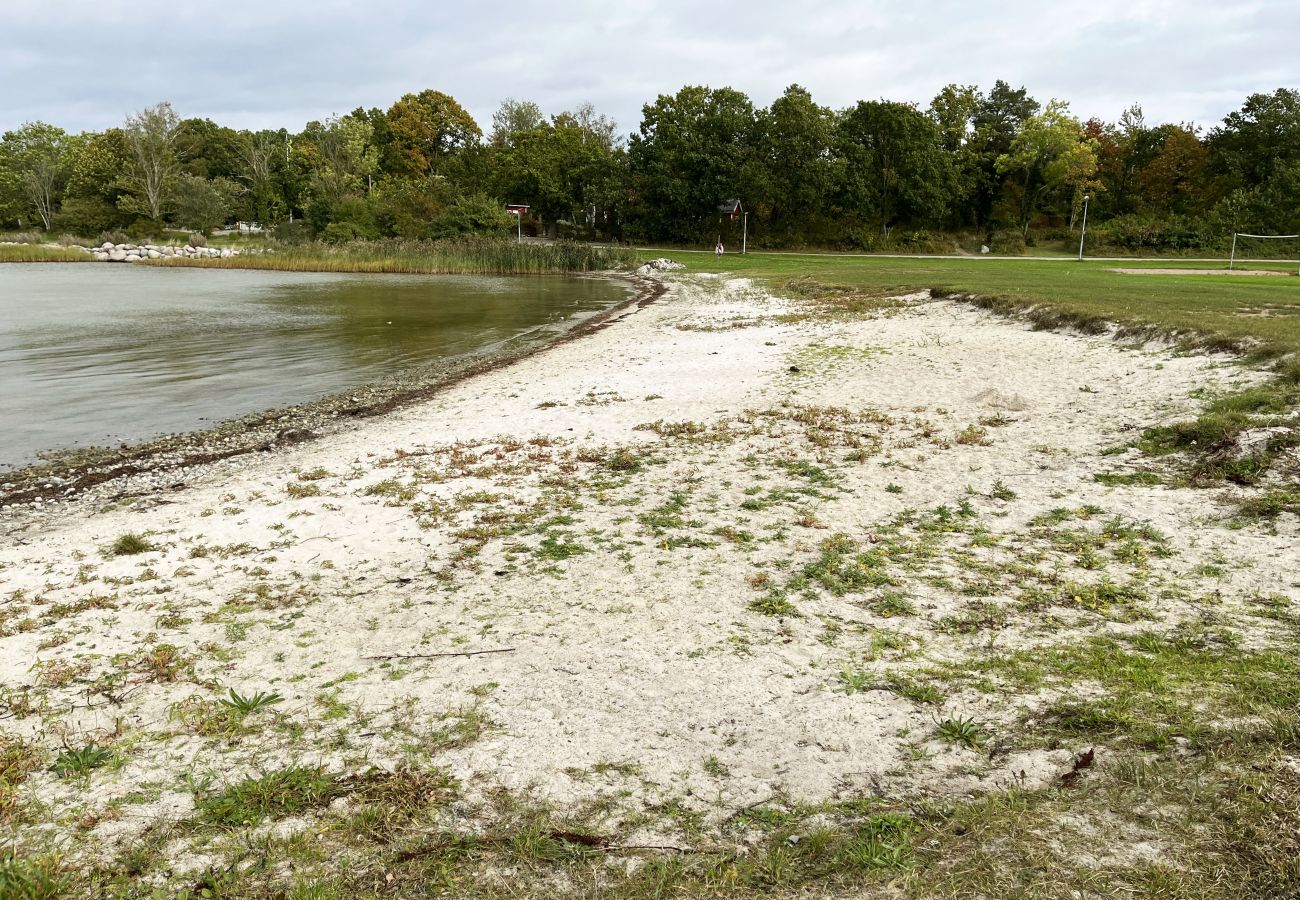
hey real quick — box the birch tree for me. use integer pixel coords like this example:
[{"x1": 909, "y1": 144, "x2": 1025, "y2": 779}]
[
  {"x1": 1, "y1": 122, "x2": 74, "y2": 230},
  {"x1": 121, "y1": 101, "x2": 182, "y2": 221}
]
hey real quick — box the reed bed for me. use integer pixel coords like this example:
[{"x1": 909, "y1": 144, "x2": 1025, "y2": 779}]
[
  {"x1": 148, "y1": 237, "x2": 639, "y2": 275},
  {"x1": 0, "y1": 244, "x2": 92, "y2": 263}
]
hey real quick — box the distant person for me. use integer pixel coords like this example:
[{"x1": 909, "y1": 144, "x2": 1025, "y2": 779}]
[{"x1": 715, "y1": 241, "x2": 724, "y2": 256}]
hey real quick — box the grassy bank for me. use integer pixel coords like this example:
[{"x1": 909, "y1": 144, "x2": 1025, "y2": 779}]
[
  {"x1": 0, "y1": 245, "x2": 91, "y2": 263},
  {"x1": 150, "y1": 237, "x2": 639, "y2": 275},
  {"x1": 658, "y1": 249, "x2": 1300, "y2": 515},
  {"x1": 651, "y1": 252, "x2": 1300, "y2": 357}
]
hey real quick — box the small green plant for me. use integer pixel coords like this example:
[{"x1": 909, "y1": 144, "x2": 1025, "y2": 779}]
[
  {"x1": 217, "y1": 688, "x2": 284, "y2": 715},
  {"x1": 839, "y1": 813, "x2": 919, "y2": 870},
  {"x1": 749, "y1": 592, "x2": 799, "y2": 617},
  {"x1": 872, "y1": 591, "x2": 916, "y2": 618},
  {"x1": 886, "y1": 674, "x2": 943, "y2": 705},
  {"x1": 108, "y1": 533, "x2": 154, "y2": 557},
  {"x1": 195, "y1": 766, "x2": 342, "y2": 826},
  {"x1": 286, "y1": 482, "x2": 321, "y2": 499},
  {"x1": 535, "y1": 534, "x2": 588, "y2": 561},
  {"x1": 885, "y1": 483, "x2": 903, "y2": 494},
  {"x1": 936, "y1": 714, "x2": 987, "y2": 750},
  {"x1": 50, "y1": 745, "x2": 113, "y2": 777},
  {"x1": 956, "y1": 425, "x2": 992, "y2": 446},
  {"x1": 989, "y1": 480, "x2": 1017, "y2": 501},
  {"x1": 839, "y1": 667, "x2": 877, "y2": 695},
  {"x1": 0, "y1": 852, "x2": 67, "y2": 899}
]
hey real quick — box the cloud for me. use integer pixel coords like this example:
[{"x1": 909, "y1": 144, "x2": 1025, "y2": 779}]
[{"x1": 2, "y1": 0, "x2": 1296, "y2": 136}]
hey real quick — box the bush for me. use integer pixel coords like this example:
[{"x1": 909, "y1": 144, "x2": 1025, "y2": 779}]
[
  {"x1": 272, "y1": 220, "x2": 311, "y2": 245},
  {"x1": 187, "y1": 232, "x2": 207, "y2": 248},
  {"x1": 97, "y1": 230, "x2": 130, "y2": 246},
  {"x1": 54, "y1": 197, "x2": 123, "y2": 236},
  {"x1": 10, "y1": 231, "x2": 42, "y2": 245},
  {"x1": 988, "y1": 229, "x2": 1026, "y2": 255},
  {"x1": 56, "y1": 234, "x2": 93, "y2": 248},
  {"x1": 126, "y1": 219, "x2": 164, "y2": 241},
  {"x1": 426, "y1": 194, "x2": 514, "y2": 240},
  {"x1": 320, "y1": 220, "x2": 379, "y2": 243},
  {"x1": 1091, "y1": 214, "x2": 1208, "y2": 253}
]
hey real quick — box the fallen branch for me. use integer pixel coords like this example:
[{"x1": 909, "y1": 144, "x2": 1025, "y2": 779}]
[{"x1": 362, "y1": 648, "x2": 516, "y2": 661}]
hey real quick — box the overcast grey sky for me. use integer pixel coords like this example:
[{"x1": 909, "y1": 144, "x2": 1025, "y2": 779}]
[{"x1": 3, "y1": 0, "x2": 1296, "y2": 137}]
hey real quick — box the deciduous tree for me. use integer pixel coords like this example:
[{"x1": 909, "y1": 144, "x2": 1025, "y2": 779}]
[
  {"x1": 837, "y1": 100, "x2": 951, "y2": 237},
  {"x1": 120, "y1": 101, "x2": 183, "y2": 222},
  {"x1": 0, "y1": 122, "x2": 74, "y2": 230},
  {"x1": 385, "y1": 90, "x2": 481, "y2": 176}
]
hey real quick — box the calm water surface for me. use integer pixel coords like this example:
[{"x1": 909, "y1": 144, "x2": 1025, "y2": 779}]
[{"x1": 0, "y1": 264, "x2": 629, "y2": 469}]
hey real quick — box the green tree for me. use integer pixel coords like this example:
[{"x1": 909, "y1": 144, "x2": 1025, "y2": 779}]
[
  {"x1": 836, "y1": 100, "x2": 951, "y2": 238},
  {"x1": 298, "y1": 114, "x2": 379, "y2": 209},
  {"x1": 491, "y1": 108, "x2": 622, "y2": 237},
  {"x1": 996, "y1": 100, "x2": 1097, "y2": 235},
  {"x1": 174, "y1": 174, "x2": 236, "y2": 233},
  {"x1": 629, "y1": 85, "x2": 757, "y2": 241},
  {"x1": 120, "y1": 101, "x2": 184, "y2": 223},
  {"x1": 753, "y1": 85, "x2": 835, "y2": 242},
  {"x1": 57, "y1": 129, "x2": 131, "y2": 234},
  {"x1": 490, "y1": 98, "x2": 544, "y2": 147},
  {"x1": 385, "y1": 90, "x2": 481, "y2": 177},
  {"x1": 236, "y1": 130, "x2": 289, "y2": 222},
  {"x1": 929, "y1": 84, "x2": 981, "y2": 153},
  {"x1": 177, "y1": 118, "x2": 244, "y2": 180},
  {"x1": 0, "y1": 122, "x2": 75, "y2": 230},
  {"x1": 966, "y1": 81, "x2": 1040, "y2": 227},
  {"x1": 1209, "y1": 88, "x2": 1300, "y2": 189}
]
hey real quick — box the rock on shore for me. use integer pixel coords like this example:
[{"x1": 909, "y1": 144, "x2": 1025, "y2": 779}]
[{"x1": 91, "y1": 242, "x2": 242, "y2": 263}]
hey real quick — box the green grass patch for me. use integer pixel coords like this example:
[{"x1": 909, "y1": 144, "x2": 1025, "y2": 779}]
[
  {"x1": 107, "y1": 532, "x2": 155, "y2": 557},
  {"x1": 195, "y1": 766, "x2": 343, "y2": 826},
  {"x1": 0, "y1": 244, "x2": 90, "y2": 263}
]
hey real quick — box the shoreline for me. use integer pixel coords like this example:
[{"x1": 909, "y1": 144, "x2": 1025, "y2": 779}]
[
  {"x1": 2, "y1": 274, "x2": 1297, "y2": 894},
  {"x1": 0, "y1": 271, "x2": 663, "y2": 512}
]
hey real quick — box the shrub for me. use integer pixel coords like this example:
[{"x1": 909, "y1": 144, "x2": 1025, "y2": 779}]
[
  {"x1": 108, "y1": 533, "x2": 155, "y2": 557},
  {"x1": 987, "y1": 229, "x2": 1025, "y2": 255},
  {"x1": 126, "y1": 219, "x2": 164, "y2": 241},
  {"x1": 272, "y1": 220, "x2": 311, "y2": 245},
  {"x1": 187, "y1": 232, "x2": 207, "y2": 248}
]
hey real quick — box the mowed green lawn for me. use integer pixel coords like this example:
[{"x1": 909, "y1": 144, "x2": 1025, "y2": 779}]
[{"x1": 646, "y1": 251, "x2": 1300, "y2": 356}]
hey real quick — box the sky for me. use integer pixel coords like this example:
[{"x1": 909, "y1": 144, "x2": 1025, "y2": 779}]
[{"x1": 2, "y1": 0, "x2": 1297, "y2": 138}]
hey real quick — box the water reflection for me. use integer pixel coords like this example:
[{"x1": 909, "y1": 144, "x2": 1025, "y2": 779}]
[{"x1": 0, "y1": 265, "x2": 628, "y2": 467}]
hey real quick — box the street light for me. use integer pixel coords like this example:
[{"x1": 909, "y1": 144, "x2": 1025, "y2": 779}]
[{"x1": 1077, "y1": 194, "x2": 1091, "y2": 261}]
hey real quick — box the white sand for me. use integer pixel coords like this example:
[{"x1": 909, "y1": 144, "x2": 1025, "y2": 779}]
[{"x1": 2, "y1": 276, "x2": 1296, "y2": 860}]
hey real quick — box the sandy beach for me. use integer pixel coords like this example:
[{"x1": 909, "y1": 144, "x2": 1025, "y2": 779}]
[{"x1": 3, "y1": 275, "x2": 1297, "y2": 887}]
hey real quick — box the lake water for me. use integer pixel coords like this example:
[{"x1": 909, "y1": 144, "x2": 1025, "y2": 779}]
[{"x1": 0, "y1": 264, "x2": 630, "y2": 469}]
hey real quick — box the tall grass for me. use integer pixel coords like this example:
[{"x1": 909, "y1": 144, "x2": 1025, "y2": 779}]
[
  {"x1": 0, "y1": 244, "x2": 91, "y2": 263},
  {"x1": 149, "y1": 237, "x2": 639, "y2": 275}
]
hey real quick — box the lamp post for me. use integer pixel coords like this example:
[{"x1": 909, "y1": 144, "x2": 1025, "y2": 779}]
[{"x1": 1077, "y1": 194, "x2": 1090, "y2": 261}]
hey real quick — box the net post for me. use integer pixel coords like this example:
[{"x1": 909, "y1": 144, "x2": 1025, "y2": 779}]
[{"x1": 1229, "y1": 233, "x2": 1237, "y2": 271}]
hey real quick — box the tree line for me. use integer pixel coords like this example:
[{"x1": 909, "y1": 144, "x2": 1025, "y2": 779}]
[{"x1": 1, "y1": 83, "x2": 1297, "y2": 253}]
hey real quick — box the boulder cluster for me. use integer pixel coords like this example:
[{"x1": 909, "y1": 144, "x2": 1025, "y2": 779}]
[
  {"x1": 92, "y1": 242, "x2": 243, "y2": 262},
  {"x1": 637, "y1": 257, "x2": 686, "y2": 274}
]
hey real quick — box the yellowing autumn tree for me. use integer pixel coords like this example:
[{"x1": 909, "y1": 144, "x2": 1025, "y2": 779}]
[
  {"x1": 385, "y1": 90, "x2": 481, "y2": 177},
  {"x1": 996, "y1": 100, "x2": 1098, "y2": 236}
]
